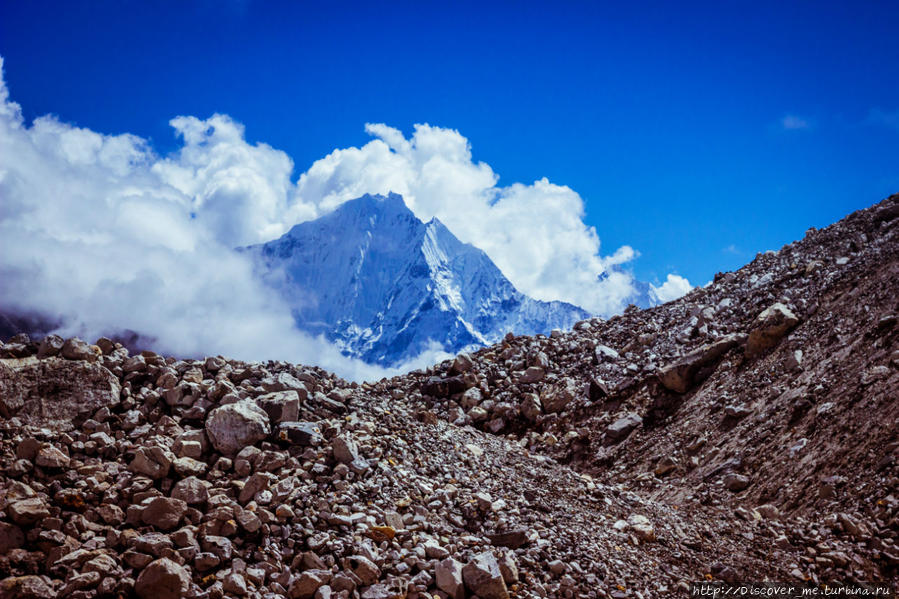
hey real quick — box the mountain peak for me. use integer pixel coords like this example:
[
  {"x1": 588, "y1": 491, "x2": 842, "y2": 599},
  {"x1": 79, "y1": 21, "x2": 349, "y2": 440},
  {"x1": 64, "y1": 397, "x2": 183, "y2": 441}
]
[
  {"x1": 336, "y1": 192, "x2": 410, "y2": 217},
  {"x1": 245, "y1": 193, "x2": 589, "y2": 365}
]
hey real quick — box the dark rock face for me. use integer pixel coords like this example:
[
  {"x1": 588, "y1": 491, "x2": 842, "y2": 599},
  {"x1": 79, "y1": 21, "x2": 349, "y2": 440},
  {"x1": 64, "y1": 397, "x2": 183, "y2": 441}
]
[{"x1": 0, "y1": 194, "x2": 897, "y2": 597}]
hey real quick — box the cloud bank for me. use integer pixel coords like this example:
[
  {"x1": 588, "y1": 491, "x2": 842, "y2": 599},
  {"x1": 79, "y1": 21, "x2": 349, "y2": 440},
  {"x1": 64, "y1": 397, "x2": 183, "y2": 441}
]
[
  {"x1": 650, "y1": 274, "x2": 693, "y2": 304},
  {"x1": 0, "y1": 56, "x2": 690, "y2": 377}
]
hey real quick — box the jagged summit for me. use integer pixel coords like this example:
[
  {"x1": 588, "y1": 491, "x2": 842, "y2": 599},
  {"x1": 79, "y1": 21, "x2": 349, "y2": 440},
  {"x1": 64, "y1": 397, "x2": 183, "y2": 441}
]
[{"x1": 243, "y1": 193, "x2": 589, "y2": 366}]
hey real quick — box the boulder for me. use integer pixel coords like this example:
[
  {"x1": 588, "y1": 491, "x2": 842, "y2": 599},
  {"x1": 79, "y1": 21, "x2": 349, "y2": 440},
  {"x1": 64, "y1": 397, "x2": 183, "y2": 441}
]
[
  {"x1": 346, "y1": 555, "x2": 380, "y2": 586},
  {"x1": 519, "y1": 394, "x2": 542, "y2": 422},
  {"x1": 605, "y1": 413, "x2": 642, "y2": 444},
  {"x1": 60, "y1": 337, "x2": 98, "y2": 362},
  {"x1": 134, "y1": 558, "x2": 190, "y2": 599},
  {"x1": 141, "y1": 496, "x2": 187, "y2": 531},
  {"x1": 130, "y1": 446, "x2": 174, "y2": 479},
  {"x1": 462, "y1": 552, "x2": 509, "y2": 599},
  {"x1": 627, "y1": 514, "x2": 656, "y2": 541},
  {"x1": 451, "y1": 353, "x2": 474, "y2": 374},
  {"x1": 6, "y1": 498, "x2": 50, "y2": 526},
  {"x1": 588, "y1": 377, "x2": 610, "y2": 402},
  {"x1": 487, "y1": 528, "x2": 529, "y2": 549},
  {"x1": 436, "y1": 557, "x2": 465, "y2": 599},
  {"x1": 0, "y1": 521, "x2": 25, "y2": 553},
  {"x1": 278, "y1": 422, "x2": 323, "y2": 446},
  {"x1": 541, "y1": 378, "x2": 576, "y2": 413},
  {"x1": 256, "y1": 390, "x2": 300, "y2": 423},
  {"x1": 421, "y1": 375, "x2": 467, "y2": 398},
  {"x1": 0, "y1": 575, "x2": 58, "y2": 599},
  {"x1": 261, "y1": 372, "x2": 309, "y2": 398},
  {"x1": 289, "y1": 570, "x2": 329, "y2": 599},
  {"x1": 657, "y1": 333, "x2": 746, "y2": 393},
  {"x1": 594, "y1": 344, "x2": 620, "y2": 362},
  {"x1": 205, "y1": 399, "x2": 271, "y2": 456},
  {"x1": 746, "y1": 303, "x2": 799, "y2": 358},
  {"x1": 35, "y1": 445, "x2": 69, "y2": 469},
  {"x1": 0, "y1": 357, "x2": 121, "y2": 427},
  {"x1": 37, "y1": 335, "x2": 64, "y2": 358},
  {"x1": 516, "y1": 367, "x2": 545, "y2": 384},
  {"x1": 723, "y1": 473, "x2": 751, "y2": 492}
]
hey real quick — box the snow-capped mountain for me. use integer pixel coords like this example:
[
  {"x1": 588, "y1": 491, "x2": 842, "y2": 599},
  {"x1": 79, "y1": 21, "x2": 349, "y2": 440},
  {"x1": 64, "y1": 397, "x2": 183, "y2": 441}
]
[{"x1": 242, "y1": 193, "x2": 590, "y2": 366}]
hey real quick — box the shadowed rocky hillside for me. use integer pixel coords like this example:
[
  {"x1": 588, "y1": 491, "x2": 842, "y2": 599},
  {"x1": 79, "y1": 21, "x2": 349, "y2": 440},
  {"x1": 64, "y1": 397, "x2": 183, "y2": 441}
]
[{"x1": 0, "y1": 194, "x2": 897, "y2": 598}]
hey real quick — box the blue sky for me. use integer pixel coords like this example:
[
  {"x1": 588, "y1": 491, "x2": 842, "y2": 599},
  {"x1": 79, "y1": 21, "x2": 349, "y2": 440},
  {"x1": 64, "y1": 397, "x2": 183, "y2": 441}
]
[{"x1": 1, "y1": 0, "x2": 898, "y2": 287}]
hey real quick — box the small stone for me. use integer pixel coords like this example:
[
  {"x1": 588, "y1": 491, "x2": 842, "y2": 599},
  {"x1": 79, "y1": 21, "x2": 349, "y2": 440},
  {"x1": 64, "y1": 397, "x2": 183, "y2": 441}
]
[
  {"x1": 517, "y1": 367, "x2": 545, "y2": 384},
  {"x1": 487, "y1": 528, "x2": 529, "y2": 549},
  {"x1": 347, "y1": 555, "x2": 380, "y2": 586},
  {"x1": 130, "y1": 446, "x2": 174, "y2": 479},
  {"x1": 278, "y1": 422, "x2": 323, "y2": 446},
  {"x1": 605, "y1": 413, "x2": 642, "y2": 444},
  {"x1": 35, "y1": 444, "x2": 69, "y2": 469},
  {"x1": 627, "y1": 514, "x2": 656, "y2": 541},
  {"x1": 723, "y1": 473, "x2": 750, "y2": 492},
  {"x1": 171, "y1": 476, "x2": 209, "y2": 505},
  {"x1": 141, "y1": 496, "x2": 187, "y2": 531}
]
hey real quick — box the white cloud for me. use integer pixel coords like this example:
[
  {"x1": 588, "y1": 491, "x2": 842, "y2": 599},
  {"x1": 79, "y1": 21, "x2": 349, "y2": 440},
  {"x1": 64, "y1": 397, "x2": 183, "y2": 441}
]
[
  {"x1": 780, "y1": 114, "x2": 810, "y2": 130},
  {"x1": 0, "y1": 56, "x2": 687, "y2": 377},
  {"x1": 290, "y1": 123, "x2": 647, "y2": 314},
  {"x1": 0, "y1": 57, "x2": 394, "y2": 382},
  {"x1": 650, "y1": 274, "x2": 692, "y2": 304}
]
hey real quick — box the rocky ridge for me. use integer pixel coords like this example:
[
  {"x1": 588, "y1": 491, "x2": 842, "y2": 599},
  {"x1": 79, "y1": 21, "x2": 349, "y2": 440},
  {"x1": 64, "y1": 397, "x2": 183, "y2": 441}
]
[{"x1": 0, "y1": 194, "x2": 897, "y2": 598}]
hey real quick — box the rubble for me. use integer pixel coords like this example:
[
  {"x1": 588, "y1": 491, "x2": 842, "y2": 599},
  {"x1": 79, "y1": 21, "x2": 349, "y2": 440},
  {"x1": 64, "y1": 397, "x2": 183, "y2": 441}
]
[{"x1": 0, "y1": 194, "x2": 897, "y2": 597}]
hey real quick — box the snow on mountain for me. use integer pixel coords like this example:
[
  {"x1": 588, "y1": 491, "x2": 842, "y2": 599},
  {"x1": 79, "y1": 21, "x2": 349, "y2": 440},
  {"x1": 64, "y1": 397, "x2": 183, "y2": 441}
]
[{"x1": 242, "y1": 193, "x2": 590, "y2": 366}]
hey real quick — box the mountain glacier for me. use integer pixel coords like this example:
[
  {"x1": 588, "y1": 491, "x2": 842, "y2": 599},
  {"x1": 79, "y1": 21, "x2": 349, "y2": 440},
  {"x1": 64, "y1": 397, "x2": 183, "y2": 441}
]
[{"x1": 242, "y1": 193, "x2": 591, "y2": 366}]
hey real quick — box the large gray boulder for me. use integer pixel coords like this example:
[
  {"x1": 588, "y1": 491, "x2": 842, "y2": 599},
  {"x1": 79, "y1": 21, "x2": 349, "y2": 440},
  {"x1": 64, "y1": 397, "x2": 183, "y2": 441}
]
[{"x1": 205, "y1": 399, "x2": 271, "y2": 456}]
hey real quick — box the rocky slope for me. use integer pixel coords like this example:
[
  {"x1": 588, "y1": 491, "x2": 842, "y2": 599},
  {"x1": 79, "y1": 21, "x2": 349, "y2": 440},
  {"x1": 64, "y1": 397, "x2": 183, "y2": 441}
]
[
  {"x1": 241, "y1": 193, "x2": 588, "y2": 366},
  {"x1": 0, "y1": 194, "x2": 896, "y2": 599}
]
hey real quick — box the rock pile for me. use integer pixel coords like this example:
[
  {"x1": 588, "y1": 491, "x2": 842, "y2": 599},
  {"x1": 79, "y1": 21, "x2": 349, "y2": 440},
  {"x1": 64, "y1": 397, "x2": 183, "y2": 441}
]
[{"x1": 0, "y1": 194, "x2": 897, "y2": 597}]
